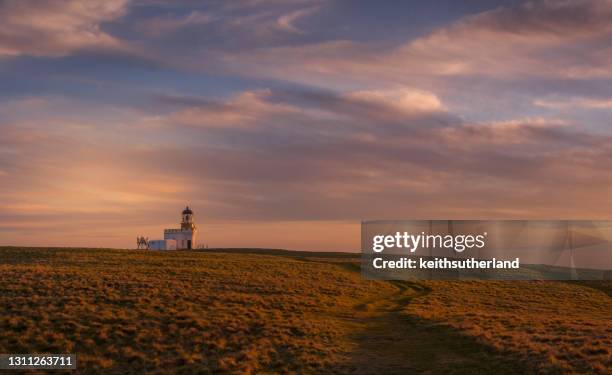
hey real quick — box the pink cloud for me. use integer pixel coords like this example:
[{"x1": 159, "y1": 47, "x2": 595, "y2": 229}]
[
  {"x1": 0, "y1": 0, "x2": 128, "y2": 57},
  {"x1": 2, "y1": 88, "x2": 612, "y2": 249},
  {"x1": 213, "y1": 0, "x2": 612, "y2": 88}
]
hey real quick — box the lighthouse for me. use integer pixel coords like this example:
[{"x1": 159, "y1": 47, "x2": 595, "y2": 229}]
[
  {"x1": 148, "y1": 206, "x2": 198, "y2": 250},
  {"x1": 164, "y1": 206, "x2": 197, "y2": 249}
]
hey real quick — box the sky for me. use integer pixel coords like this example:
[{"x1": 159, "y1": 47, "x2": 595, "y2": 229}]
[{"x1": 1, "y1": 0, "x2": 612, "y2": 251}]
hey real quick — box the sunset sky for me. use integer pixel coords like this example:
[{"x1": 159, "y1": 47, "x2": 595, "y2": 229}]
[{"x1": 1, "y1": 0, "x2": 612, "y2": 250}]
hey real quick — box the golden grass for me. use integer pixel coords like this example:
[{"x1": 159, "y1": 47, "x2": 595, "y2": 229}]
[
  {"x1": 407, "y1": 280, "x2": 611, "y2": 374},
  {"x1": 0, "y1": 247, "x2": 394, "y2": 373},
  {"x1": 0, "y1": 247, "x2": 609, "y2": 374}
]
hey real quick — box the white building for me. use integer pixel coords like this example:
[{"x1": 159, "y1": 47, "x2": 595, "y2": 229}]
[
  {"x1": 149, "y1": 206, "x2": 198, "y2": 250},
  {"x1": 149, "y1": 239, "x2": 177, "y2": 250}
]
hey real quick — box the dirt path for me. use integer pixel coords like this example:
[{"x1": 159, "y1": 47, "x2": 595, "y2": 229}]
[
  {"x1": 336, "y1": 280, "x2": 530, "y2": 374},
  {"x1": 256, "y1": 254, "x2": 533, "y2": 373}
]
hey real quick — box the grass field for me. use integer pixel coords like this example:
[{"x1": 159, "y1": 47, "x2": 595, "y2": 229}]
[{"x1": 0, "y1": 247, "x2": 610, "y2": 374}]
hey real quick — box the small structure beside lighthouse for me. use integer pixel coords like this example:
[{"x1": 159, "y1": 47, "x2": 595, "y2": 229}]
[{"x1": 148, "y1": 206, "x2": 197, "y2": 250}]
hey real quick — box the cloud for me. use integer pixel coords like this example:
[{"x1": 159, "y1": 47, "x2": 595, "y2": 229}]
[
  {"x1": 132, "y1": 0, "x2": 327, "y2": 52},
  {"x1": 276, "y1": 6, "x2": 321, "y2": 33},
  {"x1": 162, "y1": 90, "x2": 302, "y2": 128},
  {"x1": 345, "y1": 88, "x2": 444, "y2": 113},
  {"x1": 217, "y1": 0, "x2": 612, "y2": 89},
  {"x1": 0, "y1": 0, "x2": 129, "y2": 57},
  {"x1": 147, "y1": 88, "x2": 612, "y2": 202},
  {"x1": 392, "y1": 0, "x2": 612, "y2": 79},
  {"x1": 158, "y1": 87, "x2": 451, "y2": 134},
  {"x1": 534, "y1": 96, "x2": 612, "y2": 109},
  {"x1": 3, "y1": 1, "x2": 612, "y2": 249},
  {"x1": 3, "y1": 90, "x2": 612, "y2": 249},
  {"x1": 135, "y1": 10, "x2": 214, "y2": 37}
]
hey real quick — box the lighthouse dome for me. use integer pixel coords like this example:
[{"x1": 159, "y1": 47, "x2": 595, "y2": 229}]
[{"x1": 182, "y1": 206, "x2": 193, "y2": 215}]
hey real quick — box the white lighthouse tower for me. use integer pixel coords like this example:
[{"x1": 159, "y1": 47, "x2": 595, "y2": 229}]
[{"x1": 163, "y1": 206, "x2": 197, "y2": 250}]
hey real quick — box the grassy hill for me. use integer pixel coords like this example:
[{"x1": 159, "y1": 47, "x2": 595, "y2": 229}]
[{"x1": 0, "y1": 247, "x2": 609, "y2": 374}]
